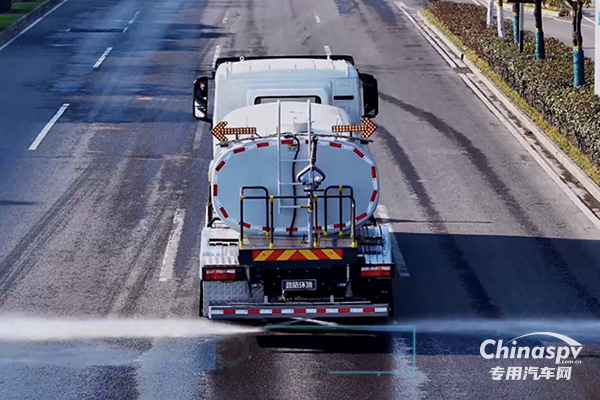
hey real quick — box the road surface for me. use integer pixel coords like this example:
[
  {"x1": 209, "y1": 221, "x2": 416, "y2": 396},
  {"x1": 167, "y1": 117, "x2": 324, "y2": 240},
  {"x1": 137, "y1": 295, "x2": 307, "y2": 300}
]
[{"x1": 0, "y1": 0, "x2": 600, "y2": 399}]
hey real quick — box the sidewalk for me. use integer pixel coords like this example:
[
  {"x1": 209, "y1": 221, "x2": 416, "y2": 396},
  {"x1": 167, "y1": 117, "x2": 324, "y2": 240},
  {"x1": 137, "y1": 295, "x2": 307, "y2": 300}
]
[{"x1": 457, "y1": 0, "x2": 596, "y2": 53}]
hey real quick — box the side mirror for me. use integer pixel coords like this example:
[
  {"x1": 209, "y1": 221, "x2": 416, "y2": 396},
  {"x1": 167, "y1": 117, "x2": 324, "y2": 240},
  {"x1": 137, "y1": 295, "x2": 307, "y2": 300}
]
[
  {"x1": 359, "y1": 73, "x2": 378, "y2": 118},
  {"x1": 193, "y1": 77, "x2": 209, "y2": 120}
]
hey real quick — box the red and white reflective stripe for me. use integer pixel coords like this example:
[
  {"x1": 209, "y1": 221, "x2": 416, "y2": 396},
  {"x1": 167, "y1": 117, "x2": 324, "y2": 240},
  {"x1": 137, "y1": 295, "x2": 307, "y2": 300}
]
[
  {"x1": 212, "y1": 141, "x2": 273, "y2": 234},
  {"x1": 319, "y1": 140, "x2": 378, "y2": 231},
  {"x1": 212, "y1": 138, "x2": 379, "y2": 234},
  {"x1": 237, "y1": 220, "x2": 269, "y2": 232},
  {"x1": 210, "y1": 306, "x2": 387, "y2": 316}
]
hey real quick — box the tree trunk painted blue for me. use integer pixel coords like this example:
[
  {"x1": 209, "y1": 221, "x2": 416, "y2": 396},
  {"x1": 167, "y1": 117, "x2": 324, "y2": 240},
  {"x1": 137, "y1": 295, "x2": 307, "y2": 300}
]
[
  {"x1": 573, "y1": 48, "x2": 585, "y2": 87},
  {"x1": 513, "y1": 12, "x2": 519, "y2": 43},
  {"x1": 535, "y1": 29, "x2": 545, "y2": 59}
]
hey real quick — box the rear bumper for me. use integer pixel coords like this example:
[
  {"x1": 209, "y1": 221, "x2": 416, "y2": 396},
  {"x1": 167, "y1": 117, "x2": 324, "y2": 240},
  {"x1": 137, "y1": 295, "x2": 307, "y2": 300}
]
[{"x1": 208, "y1": 303, "x2": 389, "y2": 319}]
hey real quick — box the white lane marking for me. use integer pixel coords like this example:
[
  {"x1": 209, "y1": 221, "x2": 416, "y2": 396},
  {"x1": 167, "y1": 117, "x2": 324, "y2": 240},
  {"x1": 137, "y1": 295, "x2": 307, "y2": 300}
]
[
  {"x1": 551, "y1": 17, "x2": 593, "y2": 29},
  {"x1": 411, "y1": 7, "x2": 600, "y2": 229},
  {"x1": 0, "y1": 0, "x2": 69, "y2": 53},
  {"x1": 212, "y1": 44, "x2": 222, "y2": 68},
  {"x1": 93, "y1": 47, "x2": 113, "y2": 69},
  {"x1": 122, "y1": 26, "x2": 129, "y2": 33},
  {"x1": 324, "y1": 45, "x2": 331, "y2": 56},
  {"x1": 28, "y1": 103, "x2": 69, "y2": 151},
  {"x1": 400, "y1": 3, "x2": 419, "y2": 10},
  {"x1": 222, "y1": 10, "x2": 229, "y2": 25},
  {"x1": 129, "y1": 11, "x2": 140, "y2": 24},
  {"x1": 315, "y1": 15, "x2": 321, "y2": 23},
  {"x1": 159, "y1": 209, "x2": 186, "y2": 282},
  {"x1": 376, "y1": 205, "x2": 410, "y2": 277}
]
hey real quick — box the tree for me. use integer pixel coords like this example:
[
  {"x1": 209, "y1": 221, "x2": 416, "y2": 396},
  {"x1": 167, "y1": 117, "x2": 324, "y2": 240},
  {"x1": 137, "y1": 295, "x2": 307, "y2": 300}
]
[
  {"x1": 512, "y1": 3, "x2": 520, "y2": 43},
  {"x1": 487, "y1": 0, "x2": 495, "y2": 26},
  {"x1": 565, "y1": 0, "x2": 589, "y2": 86},
  {"x1": 0, "y1": 0, "x2": 12, "y2": 14},
  {"x1": 497, "y1": 0, "x2": 505, "y2": 37},
  {"x1": 534, "y1": 0, "x2": 546, "y2": 59}
]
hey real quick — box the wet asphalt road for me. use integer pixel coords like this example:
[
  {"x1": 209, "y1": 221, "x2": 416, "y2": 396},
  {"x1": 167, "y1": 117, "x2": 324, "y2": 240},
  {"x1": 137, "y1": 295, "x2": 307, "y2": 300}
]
[{"x1": 1, "y1": 0, "x2": 600, "y2": 398}]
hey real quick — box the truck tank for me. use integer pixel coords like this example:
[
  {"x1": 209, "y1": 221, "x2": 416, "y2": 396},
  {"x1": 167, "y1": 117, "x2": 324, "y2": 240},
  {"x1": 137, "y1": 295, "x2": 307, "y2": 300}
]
[{"x1": 209, "y1": 101, "x2": 380, "y2": 236}]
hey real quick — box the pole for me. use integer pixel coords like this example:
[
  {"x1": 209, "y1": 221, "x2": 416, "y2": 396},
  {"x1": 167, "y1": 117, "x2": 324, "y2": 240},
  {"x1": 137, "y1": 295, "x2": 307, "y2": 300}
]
[
  {"x1": 596, "y1": 0, "x2": 600, "y2": 94},
  {"x1": 306, "y1": 100, "x2": 313, "y2": 248},
  {"x1": 519, "y1": 3, "x2": 524, "y2": 53}
]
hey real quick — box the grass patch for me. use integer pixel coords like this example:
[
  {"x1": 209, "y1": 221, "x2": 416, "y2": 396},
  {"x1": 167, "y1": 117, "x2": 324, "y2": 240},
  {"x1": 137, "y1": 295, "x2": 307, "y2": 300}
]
[
  {"x1": 421, "y1": 7, "x2": 600, "y2": 187},
  {"x1": 0, "y1": 0, "x2": 47, "y2": 31}
]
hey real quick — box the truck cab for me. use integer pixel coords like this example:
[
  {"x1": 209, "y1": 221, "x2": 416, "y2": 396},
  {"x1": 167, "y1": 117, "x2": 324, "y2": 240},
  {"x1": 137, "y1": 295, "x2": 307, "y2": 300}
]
[{"x1": 194, "y1": 55, "x2": 378, "y2": 131}]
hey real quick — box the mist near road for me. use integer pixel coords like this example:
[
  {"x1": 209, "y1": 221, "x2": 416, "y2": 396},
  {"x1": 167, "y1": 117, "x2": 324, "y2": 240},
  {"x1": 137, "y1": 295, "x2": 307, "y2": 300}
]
[{"x1": 0, "y1": 315, "x2": 261, "y2": 341}]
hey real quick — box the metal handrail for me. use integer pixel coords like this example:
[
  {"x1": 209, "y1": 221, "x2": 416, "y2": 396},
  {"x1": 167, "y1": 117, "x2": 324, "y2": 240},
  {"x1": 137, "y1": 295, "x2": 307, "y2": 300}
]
[
  {"x1": 239, "y1": 186, "x2": 270, "y2": 246},
  {"x1": 239, "y1": 187, "x2": 357, "y2": 248},
  {"x1": 324, "y1": 185, "x2": 354, "y2": 237}
]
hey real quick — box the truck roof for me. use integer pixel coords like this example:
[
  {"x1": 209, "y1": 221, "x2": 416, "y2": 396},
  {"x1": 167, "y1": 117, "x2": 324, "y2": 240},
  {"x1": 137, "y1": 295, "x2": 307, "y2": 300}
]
[
  {"x1": 215, "y1": 58, "x2": 357, "y2": 80},
  {"x1": 222, "y1": 101, "x2": 351, "y2": 135}
]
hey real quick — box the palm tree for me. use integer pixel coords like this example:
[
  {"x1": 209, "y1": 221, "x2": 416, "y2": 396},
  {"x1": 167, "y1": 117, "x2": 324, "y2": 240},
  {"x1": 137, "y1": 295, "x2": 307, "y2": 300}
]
[
  {"x1": 497, "y1": 0, "x2": 505, "y2": 37},
  {"x1": 534, "y1": 0, "x2": 546, "y2": 59},
  {"x1": 512, "y1": 4, "x2": 520, "y2": 43},
  {"x1": 565, "y1": 0, "x2": 586, "y2": 86}
]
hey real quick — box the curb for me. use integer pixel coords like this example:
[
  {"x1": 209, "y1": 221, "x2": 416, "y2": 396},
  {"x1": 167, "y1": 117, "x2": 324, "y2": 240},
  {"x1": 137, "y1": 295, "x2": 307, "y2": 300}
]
[
  {"x1": 0, "y1": 0, "x2": 64, "y2": 48},
  {"x1": 416, "y1": 9, "x2": 600, "y2": 221},
  {"x1": 471, "y1": 0, "x2": 562, "y2": 18}
]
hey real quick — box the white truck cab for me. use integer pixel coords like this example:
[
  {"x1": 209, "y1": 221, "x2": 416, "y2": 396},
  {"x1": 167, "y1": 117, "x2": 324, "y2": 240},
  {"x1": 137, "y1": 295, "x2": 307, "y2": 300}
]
[{"x1": 193, "y1": 55, "x2": 378, "y2": 132}]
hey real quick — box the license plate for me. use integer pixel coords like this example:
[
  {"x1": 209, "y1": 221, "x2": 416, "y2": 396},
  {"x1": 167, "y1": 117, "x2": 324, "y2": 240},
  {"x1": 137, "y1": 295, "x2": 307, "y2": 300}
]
[{"x1": 282, "y1": 279, "x2": 317, "y2": 291}]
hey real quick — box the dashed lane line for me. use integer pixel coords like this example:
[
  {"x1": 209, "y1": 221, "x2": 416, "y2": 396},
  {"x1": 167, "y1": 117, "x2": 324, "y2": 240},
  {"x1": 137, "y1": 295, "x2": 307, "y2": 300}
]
[{"x1": 28, "y1": 103, "x2": 69, "y2": 151}]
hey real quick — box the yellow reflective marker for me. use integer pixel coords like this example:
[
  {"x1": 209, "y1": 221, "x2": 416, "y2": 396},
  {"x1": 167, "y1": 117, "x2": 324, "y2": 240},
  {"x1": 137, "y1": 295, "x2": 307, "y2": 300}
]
[
  {"x1": 321, "y1": 249, "x2": 342, "y2": 260},
  {"x1": 254, "y1": 250, "x2": 272, "y2": 261},
  {"x1": 278, "y1": 249, "x2": 297, "y2": 261},
  {"x1": 299, "y1": 250, "x2": 319, "y2": 260}
]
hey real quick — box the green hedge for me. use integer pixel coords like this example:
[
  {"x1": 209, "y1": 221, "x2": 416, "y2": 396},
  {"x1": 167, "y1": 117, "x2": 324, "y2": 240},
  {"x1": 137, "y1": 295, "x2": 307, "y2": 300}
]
[
  {"x1": 0, "y1": 0, "x2": 47, "y2": 31},
  {"x1": 426, "y1": 1, "x2": 600, "y2": 168}
]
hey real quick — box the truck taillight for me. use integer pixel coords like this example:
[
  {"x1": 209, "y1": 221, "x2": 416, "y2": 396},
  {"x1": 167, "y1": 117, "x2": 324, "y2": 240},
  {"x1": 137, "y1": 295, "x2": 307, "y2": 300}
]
[
  {"x1": 204, "y1": 268, "x2": 237, "y2": 281},
  {"x1": 360, "y1": 266, "x2": 391, "y2": 278}
]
